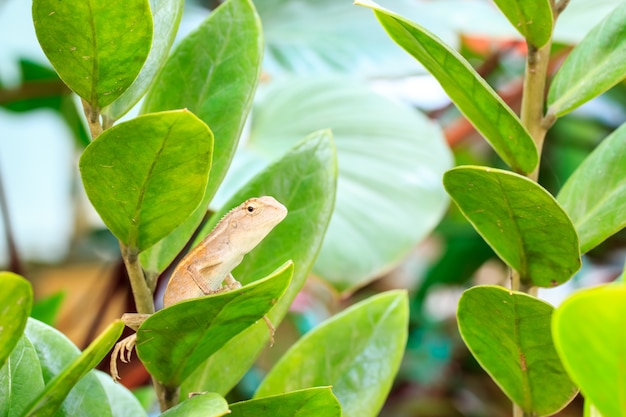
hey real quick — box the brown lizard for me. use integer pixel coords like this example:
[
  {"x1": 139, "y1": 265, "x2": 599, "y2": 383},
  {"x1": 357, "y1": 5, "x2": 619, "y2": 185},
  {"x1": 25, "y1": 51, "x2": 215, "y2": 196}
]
[{"x1": 110, "y1": 196, "x2": 288, "y2": 380}]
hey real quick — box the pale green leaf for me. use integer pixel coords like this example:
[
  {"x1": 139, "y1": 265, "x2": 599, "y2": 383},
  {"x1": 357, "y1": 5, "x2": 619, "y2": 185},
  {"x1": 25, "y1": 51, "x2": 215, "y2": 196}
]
[
  {"x1": 492, "y1": 0, "x2": 552, "y2": 47},
  {"x1": 230, "y1": 387, "x2": 341, "y2": 417},
  {"x1": 0, "y1": 272, "x2": 32, "y2": 369},
  {"x1": 160, "y1": 393, "x2": 229, "y2": 417},
  {"x1": 0, "y1": 337, "x2": 44, "y2": 417}
]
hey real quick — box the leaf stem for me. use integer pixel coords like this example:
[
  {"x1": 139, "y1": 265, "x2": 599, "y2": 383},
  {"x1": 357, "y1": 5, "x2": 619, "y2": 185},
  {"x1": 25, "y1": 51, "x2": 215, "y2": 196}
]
[
  {"x1": 81, "y1": 99, "x2": 103, "y2": 139},
  {"x1": 119, "y1": 243, "x2": 154, "y2": 315}
]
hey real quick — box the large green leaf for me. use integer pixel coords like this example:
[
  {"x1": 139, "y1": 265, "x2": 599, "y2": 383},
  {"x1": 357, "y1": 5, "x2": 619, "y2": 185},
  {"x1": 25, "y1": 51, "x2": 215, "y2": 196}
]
[
  {"x1": 181, "y1": 130, "x2": 337, "y2": 396},
  {"x1": 491, "y1": 0, "x2": 552, "y2": 47},
  {"x1": 32, "y1": 0, "x2": 152, "y2": 109},
  {"x1": 256, "y1": 291, "x2": 408, "y2": 417},
  {"x1": 80, "y1": 110, "x2": 212, "y2": 252},
  {"x1": 557, "y1": 123, "x2": 626, "y2": 253},
  {"x1": 0, "y1": 272, "x2": 32, "y2": 368},
  {"x1": 214, "y1": 77, "x2": 451, "y2": 293},
  {"x1": 103, "y1": 0, "x2": 185, "y2": 120},
  {"x1": 356, "y1": 0, "x2": 537, "y2": 175},
  {"x1": 548, "y1": 1, "x2": 626, "y2": 117},
  {"x1": 0, "y1": 336, "x2": 44, "y2": 417},
  {"x1": 458, "y1": 286, "x2": 577, "y2": 416},
  {"x1": 553, "y1": 284, "x2": 626, "y2": 417},
  {"x1": 140, "y1": 0, "x2": 263, "y2": 274},
  {"x1": 444, "y1": 166, "x2": 581, "y2": 287},
  {"x1": 230, "y1": 387, "x2": 341, "y2": 417},
  {"x1": 138, "y1": 262, "x2": 292, "y2": 386},
  {"x1": 23, "y1": 319, "x2": 124, "y2": 417},
  {"x1": 160, "y1": 393, "x2": 229, "y2": 417},
  {"x1": 94, "y1": 371, "x2": 147, "y2": 417}
]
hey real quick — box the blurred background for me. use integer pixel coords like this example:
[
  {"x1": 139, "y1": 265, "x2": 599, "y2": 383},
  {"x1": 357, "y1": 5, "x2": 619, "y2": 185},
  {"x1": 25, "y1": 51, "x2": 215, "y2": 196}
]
[{"x1": 1, "y1": 0, "x2": 625, "y2": 415}]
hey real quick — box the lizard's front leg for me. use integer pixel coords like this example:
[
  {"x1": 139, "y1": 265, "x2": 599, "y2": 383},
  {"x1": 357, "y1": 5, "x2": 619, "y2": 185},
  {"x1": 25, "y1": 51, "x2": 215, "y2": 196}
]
[{"x1": 110, "y1": 313, "x2": 150, "y2": 381}]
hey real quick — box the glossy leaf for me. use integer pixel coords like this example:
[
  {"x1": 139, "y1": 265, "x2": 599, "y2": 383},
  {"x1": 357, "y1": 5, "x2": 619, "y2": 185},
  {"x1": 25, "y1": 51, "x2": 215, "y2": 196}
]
[
  {"x1": 357, "y1": 0, "x2": 537, "y2": 174},
  {"x1": 160, "y1": 393, "x2": 229, "y2": 417},
  {"x1": 95, "y1": 371, "x2": 148, "y2": 417},
  {"x1": 553, "y1": 285, "x2": 626, "y2": 417},
  {"x1": 557, "y1": 122, "x2": 626, "y2": 253},
  {"x1": 548, "y1": 1, "x2": 626, "y2": 117},
  {"x1": 444, "y1": 166, "x2": 581, "y2": 287},
  {"x1": 458, "y1": 286, "x2": 577, "y2": 416},
  {"x1": 584, "y1": 401, "x2": 604, "y2": 417},
  {"x1": 0, "y1": 272, "x2": 32, "y2": 369},
  {"x1": 23, "y1": 320, "x2": 124, "y2": 417},
  {"x1": 138, "y1": 262, "x2": 292, "y2": 386},
  {"x1": 32, "y1": 0, "x2": 152, "y2": 108},
  {"x1": 140, "y1": 0, "x2": 263, "y2": 273},
  {"x1": 103, "y1": 0, "x2": 185, "y2": 120},
  {"x1": 0, "y1": 336, "x2": 45, "y2": 417},
  {"x1": 256, "y1": 291, "x2": 408, "y2": 417},
  {"x1": 214, "y1": 77, "x2": 452, "y2": 293},
  {"x1": 80, "y1": 110, "x2": 213, "y2": 252},
  {"x1": 230, "y1": 387, "x2": 341, "y2": 417},
  {"x1": 491, "y1": 0, "x2": 552, "y2": 47},
  {"x1": 181, "y1": 130, "x2": 337, "y2": 396}
]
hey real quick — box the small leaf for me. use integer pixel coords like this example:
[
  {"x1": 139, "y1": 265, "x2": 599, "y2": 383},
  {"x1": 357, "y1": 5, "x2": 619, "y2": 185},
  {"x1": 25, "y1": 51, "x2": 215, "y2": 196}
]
[
  {"x1": 356, "y1": 0, "x2": 537, "y2": 174},
  {"x1": 557, "y1": 122, "x2": 626, "y2": 253},
  {"x1": 30, "y1": 291, "x2": 64, "y2": 326},
  {"x1": 32, "y1": 0, "x2": 152, "y2": 108},
  {"x1": 230, "y1": 387, "x2": 341, "y2": 417},
  {"x1": 458, "y1": 286, "x2": 577, "y2": 416},
  {"x1": 444, "y1": 166, "x2": 581, "y2": 287},
  {"x1": 140, "y1": 0, "x2": 263, "y2": 272},
  {"x1": 255, "y1": 291, "x2": 408, "y2": 417},
  {"x1": 491, "y1": 0, "x2": 553, "y2": 47},
  {"x1": 80, "y1": 110, "x2": 213, "y2": 251},
  {"x1": 23, "y1": 320, "x2": 124, "y2": 417},
  {"x1": 103, "y1": 0, "x2": 185, "y2": 120},
  {"x1": 181, "y1": 130, "x2": 337, "y2": 396},
  {"x1": 138, "y1": 263, "x2": 293, "y2": 386},
  {"x1": 553, "y1": 285, "x2": 626, "y2": 417},
  {"x1": 0, "y1": 272, "x2": 32, "y2": 369},
  {"x1": 548, "y1": 2, "x2": 626, "y2": 117},
  {"x1": 160, "y1": 393, "x2": 229, "y2": 417}
]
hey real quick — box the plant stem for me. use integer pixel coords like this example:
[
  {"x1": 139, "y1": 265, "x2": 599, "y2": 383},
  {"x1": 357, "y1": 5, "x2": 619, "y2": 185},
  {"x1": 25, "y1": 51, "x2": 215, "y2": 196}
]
[
  {"x1": 119, "y1": 243, "x2": 154, "y2": 315},
  {"x1": 81, "y1": 99, "x2": 103, "y2": 139},
  {"x1": 153, "y1": 378, "x2": 180, "y2": 411}
]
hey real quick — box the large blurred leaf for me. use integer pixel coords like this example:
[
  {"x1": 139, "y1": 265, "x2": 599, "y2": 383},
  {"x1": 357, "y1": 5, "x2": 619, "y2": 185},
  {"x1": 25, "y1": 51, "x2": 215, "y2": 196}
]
[
  {"x1": 553, "y1": 285, "x2": 626, "y2": 417},
  {"x1": 138, "y1": 262, "x2": 292, "y2": 386},
  {"x1": 160, "y1": 393, "x2": 229, "y2": 417},
  {"x1": 548, "y1": 1, "x2": 626, "y2": 117},
  {"x1": 0, "y1": 272, "x2": 32, "y2": 368},
  {"x1": 230, "y1": 387, "x2": 341, "y2": 417},
  {"x1": 458, "y1": 286, "x2": 577, "y2": 416},
  {"x1": 555, "y1": 0, "x2": 626, "y2": 43},
  {"x1": 214, "y1": 77, "x2": 451, "y2": 293},
  {"x1": 357, "y1": 0, "x2": 537, "y2": 175},
  {"x1": 32, "y1": 0, "x2": 152, "y2": 109},
  {"x1": 181, "y1": 130, "x2": 337, "y2": 396},
  {"x1": 0, "y1": 336, "x2": 44, "y2": 417},
  {"x1": 103, "y1": 0, "x2": 185, "y2": 120},
  {"x1": 557, "y1": 122, "x2": 626, "y2": 253},
  {"x1": 140, "y1": 0, "x2": 263, "y2": 274},
  {"x1": 491, "y1": 0, "x2": 552, "y2": 47},
  {"x1": 80, "y1": 110, "x2": 212, "y2": 251},
  {"x1": 444, "y1": 166, "x2": 581, "y2": 288},
  {"x1": 256, "y1": 291, "x2": 408, "y2": 417},
  {"x1": 95, "y1": 371, "x2": 147, "y2": 417}
]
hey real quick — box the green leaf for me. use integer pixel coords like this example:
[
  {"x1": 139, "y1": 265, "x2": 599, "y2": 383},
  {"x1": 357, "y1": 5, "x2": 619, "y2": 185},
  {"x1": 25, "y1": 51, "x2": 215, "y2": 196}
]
[
  {"x1": 443, "y1": 166, "x2": 581, "y2": 287},
  {"x1": 553, "y1": 284, "x2": 626, "y2": 417},
  {"x1": 215, "y1": 77, "x2": 452, "y2": 293},
  {"x1": 140, "y1": 0, "x2": 263, "y2": 273},
  {"x1": 32, "y1": 0, "x2": 152, "y2": 109},
  {"x1": 181, "y1": 130, "x2": 337, "y2": 396},
  {"x1": 103, "y1": 0, "x2": 185, "y2": 120},
  {"x1": 491, "y1": 0, "x2": 552, "y2": 47},
  {"x1": 256, "y1": 291, "x2": 408, "y2": 417},
  {"x1": 160, "y1": 393, "x2": 229, "y2": 417},
  {"x1": 230, "y1": 387, "x2": 341, "y2": 417},
  {"x1": 94, "y1": 371, "x2": 148, "y2": 417},
  {"x1": 79, "y1": 110, "x2": 213, "y2": 251},
  {"x1": 548, "y1": 2, "x2": 626, "y2": 117},
  {"x1": 584, "y1": 401, "x2": 604, "y2": 417},
  {"x1": 30, "y1": 291, "x2": 64, "y2": 326},
  {"x1": 0, "y1": 272, "x2": 32, "y2": 369},
  {"x1": 138, "y1": 262, "x2": 293, "y2": 386},
  {"x1": 458, "y1": 286, "x2": 577, "y2": 416},
  {"x1": 0, "y1": 336, "x2": 45, "y2": 417},
  {"x1": 23, "y1": 319, "x2": 124, "y2": 417},
  {"x1": 356, "y1": 0, "x2": 537, "y2": 174},
  {"x1": 557, "y1": 122, "x2": 626, "y2": 253}
]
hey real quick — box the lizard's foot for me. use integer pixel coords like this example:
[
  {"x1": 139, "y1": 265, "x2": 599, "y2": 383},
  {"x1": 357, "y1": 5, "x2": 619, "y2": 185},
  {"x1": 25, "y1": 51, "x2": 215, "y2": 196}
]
[
  {"x1": 263, "y1": 315, "x2": 276, "y2": 347},
  {"x1": 110, "y1": 333, "x2": 137, "y2": 381}
]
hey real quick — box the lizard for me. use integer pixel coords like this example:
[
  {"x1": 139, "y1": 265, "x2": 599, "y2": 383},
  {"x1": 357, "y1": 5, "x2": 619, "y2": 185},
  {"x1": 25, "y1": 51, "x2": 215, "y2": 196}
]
[{"x1": 110, "y1": 196, "x2": 288, "y2": 380}]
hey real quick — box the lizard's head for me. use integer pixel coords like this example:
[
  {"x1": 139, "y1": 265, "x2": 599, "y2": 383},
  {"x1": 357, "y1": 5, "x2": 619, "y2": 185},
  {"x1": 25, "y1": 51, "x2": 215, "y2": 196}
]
[{"x1": 227, "y1": 196, "x2": 288, "y2": 251}]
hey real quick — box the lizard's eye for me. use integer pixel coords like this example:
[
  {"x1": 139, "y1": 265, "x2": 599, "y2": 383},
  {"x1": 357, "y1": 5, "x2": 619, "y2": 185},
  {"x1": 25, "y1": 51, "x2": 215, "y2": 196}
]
[{"x1": 247, "y1": 205, "x2": 255, "y2": 213}]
